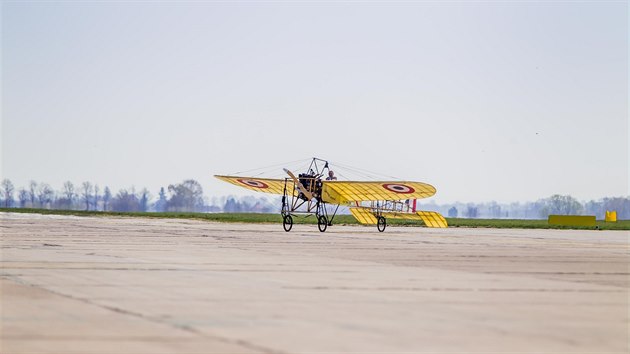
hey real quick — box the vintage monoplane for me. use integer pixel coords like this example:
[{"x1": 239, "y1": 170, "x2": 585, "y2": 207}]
[{"x1": 215, "y1": 158, "x2": 447, "y2": 232}]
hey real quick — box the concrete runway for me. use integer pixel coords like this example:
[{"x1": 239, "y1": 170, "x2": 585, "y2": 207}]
[{"x1": 1, "y1": 213, "x2": 628, "y2": 353}]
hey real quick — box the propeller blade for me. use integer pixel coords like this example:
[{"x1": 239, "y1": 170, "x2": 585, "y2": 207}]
[{"x1": 284, "y1": 168, "x2": 314, "y2": 201}]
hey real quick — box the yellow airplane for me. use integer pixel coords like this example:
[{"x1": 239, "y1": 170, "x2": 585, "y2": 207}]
[{"x1": 215, "y1": 158, "x2": 447, "y2": 232}]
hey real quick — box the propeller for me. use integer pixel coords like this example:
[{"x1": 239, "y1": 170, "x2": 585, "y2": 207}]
[{"x1": 283, "y1": 168, "x2": 314, "y2": 201}]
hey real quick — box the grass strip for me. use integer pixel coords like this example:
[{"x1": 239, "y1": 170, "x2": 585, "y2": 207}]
[{"x1": 2, "y1": 208, "x2": 628, "y2": 230}]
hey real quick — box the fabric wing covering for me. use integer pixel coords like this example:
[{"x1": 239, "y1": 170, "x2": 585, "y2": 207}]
[
  {"x1": 381, "y1": 210, "x2": 448, "y2": 228},
  {"x1": 322, "y1": 181, "x2": 436, "y2": 204},
  {"x1": 415, "y1": 211, "x2": 448, "y2": 228},
  {"x1": 349, "y1": 208, "x2": 378, "y2": 225},
  {"x1": 350, "y1": 208, "x2": 448, "y2": 228},
  {"x1": 214, "y1": 175, "x2": 295, "y2": 196}
]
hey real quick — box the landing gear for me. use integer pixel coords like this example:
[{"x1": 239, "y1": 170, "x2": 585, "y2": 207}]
[
  {"x1": 317, "y1": 215, "x2": 328, "y2": 232},
  {"x1": 377, "y1": 216, "x2": 386, "y2": 232},
  {"x1": 282, "y1": 214, "x2": 293, "y2": 232}
]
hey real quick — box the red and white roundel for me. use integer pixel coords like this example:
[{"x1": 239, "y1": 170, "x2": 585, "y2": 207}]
[
  {"x1": 382, "y1": 183, "x2": 415, "y2": 194},
  {"x1": 237, "y1": 179, "x2": 269, "y2": 189}
]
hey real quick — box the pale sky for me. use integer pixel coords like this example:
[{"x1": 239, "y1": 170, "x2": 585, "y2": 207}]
[{"x1": 2, "y1": 1, "x2": 628, "y2": 204}]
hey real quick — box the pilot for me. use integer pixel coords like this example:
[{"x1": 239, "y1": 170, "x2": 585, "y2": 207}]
[{"x1": 326, "y1": 170, "x2": 337, "y2": 181}]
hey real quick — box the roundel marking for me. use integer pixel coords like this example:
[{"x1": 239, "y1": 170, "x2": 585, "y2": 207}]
[
  {"x1": 382, "y1": 183, "x2": 415, "y2": 194},
  {"x1": 237, "y1": 179, "x2": 269, "y2": 189}
]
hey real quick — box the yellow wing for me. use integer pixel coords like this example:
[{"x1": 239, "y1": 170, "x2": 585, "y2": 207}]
[
  {"x1": 214, "y1": 175, "x2": 294, "y2": 195},
  {"x1": 383, "y1": 210, "x2": 448, "y2": 228},
  {"x1": 322, "y1": 181, "x2": 436, "y2": 204},
  {"x1": 349, "y1": 208, "x2": 378, "y2": 224},
  {"x1": 349, "y1": 208, "x2": 448, "y2": 228}
]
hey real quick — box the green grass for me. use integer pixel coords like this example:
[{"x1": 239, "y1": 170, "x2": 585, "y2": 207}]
[
  {"x1": 444, "y1": 218, "x2": 630, "y2": 231},
  {"x1": 1, "y1": 208, "x2": 628, "y2": 230}
]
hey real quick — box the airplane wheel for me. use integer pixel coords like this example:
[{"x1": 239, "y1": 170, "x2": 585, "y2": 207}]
[
  {"x1": 377, "y1": 216, "x2": 386, "y2": 232},
  {"x1": 318, "y1": 216, "x2": 328, "y2": 232},
  {"x1": 283, "y1": 215, "x2": 293, "y2": 232}
]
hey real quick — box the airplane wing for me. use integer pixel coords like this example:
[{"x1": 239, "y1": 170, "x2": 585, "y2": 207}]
[
  {"x1": 349, "y1": 208, "x2": 448, "y2": 228},
  {"x1": 214, "y1": 175, "x2": 294, "y2": 195},
  {"x1": 322, "y1": 181, "x2": 436, "y2": 204}
]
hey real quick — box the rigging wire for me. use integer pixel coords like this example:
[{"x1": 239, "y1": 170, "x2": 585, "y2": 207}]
[
  {"x1": 332, "y1": 169, "x2": 352, "y2": 181},
  {"x1": 226, "y1": 157, "x2": 404, "y2": 181},
  {"x1": 332, "y1": 161, "x2": 402, "y2": 180},
  {"x1": 228, "y1": 158, "x2": 310, "y2": 176}
]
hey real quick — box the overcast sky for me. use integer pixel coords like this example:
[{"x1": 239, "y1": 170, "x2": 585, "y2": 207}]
[{"x1": 2, "y1": 1, "x2": 628, "y2": 204}]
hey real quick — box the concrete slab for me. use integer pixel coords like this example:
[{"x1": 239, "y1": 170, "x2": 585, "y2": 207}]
[{"x1": 1, "y1": 213, "x2": 628, "y2": 353}]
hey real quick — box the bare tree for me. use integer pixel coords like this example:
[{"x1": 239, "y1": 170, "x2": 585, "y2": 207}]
[
  {"x1": 154, "y1": 187, "x2": 167, "y2": 212},
  {"x1": 167, "y1": 179, "x2": 204, "y2": 212},
  {"x1": 28, "y1": 180, "x2": 38, "y2": 207},
  {"x1": 1, "y1": 179, "x2": 15, "y2": 208},
  {"x1": 37, "y1": 184, "x2": 54, "y2": 209},
  {"x1": 63, "y1": 181, "x2": 75, "y2": 207},
  {"x1": 139, "y1": 188, "x2": 151, "y2": 212},
  {"x1": 103, "y1": 186, "x2": 112, "y2": 211},
  {"x1": 111, "y1": 188, "x2": 139, "y2": 212},
  {"x1": 465, "y1": 204, "x2": 478, "y2": 218},
  {"x1": 18, "y1": 188, "x2": 29, "y2": 208},
  {"x1": 93, "y1": 184, "x2": 100, "y2": 211},
  {"x1": 540, "y1": 195, "x2": 583, "y2": 217},
  {"x1": 81, "y1": 182, "x2": 93, "y2": 211}
]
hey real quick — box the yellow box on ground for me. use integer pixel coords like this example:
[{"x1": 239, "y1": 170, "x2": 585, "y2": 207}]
[
  {"x1": 605, "y1": 211, "x2": 617, "y2": 222},
  {"x1": 548, "y1": 215, "x2": 596, "y2": 227}
]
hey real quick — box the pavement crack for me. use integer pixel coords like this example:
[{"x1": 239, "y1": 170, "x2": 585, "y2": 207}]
[{"x1": 5, "y1": 276, "x2": 285, "y2": 354}]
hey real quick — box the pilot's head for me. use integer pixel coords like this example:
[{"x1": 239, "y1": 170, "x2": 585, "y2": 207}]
[{"x1": 328, "y1": 171, "x2": 335, "y2": 177}]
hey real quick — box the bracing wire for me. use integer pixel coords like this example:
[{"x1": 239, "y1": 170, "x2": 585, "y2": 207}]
[
  {"x1": 227, "y1": 157, "x2": 403, "y2": 181},
  {"x1": 331, "y1": 161, "x2": 402, "y2": 181},
  {"x1": 229, "y1": 158, "x2": 310, "y2": 176}
]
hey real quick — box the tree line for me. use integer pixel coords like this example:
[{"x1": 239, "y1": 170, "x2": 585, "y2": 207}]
[
  {"x1": 0, "y1": 178, "x2": 277, "y2": 213},
  {"x1": 1, "y1": 178, "x2": 627, "y2": 219},
  {"x1": 420, "y1": 194, "x2": 630, "y2": 220},
  {"x1": 0, "y1": 179, "x2": 206, "y2": 212}
]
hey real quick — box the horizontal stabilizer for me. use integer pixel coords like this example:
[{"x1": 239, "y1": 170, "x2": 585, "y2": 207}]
[
  {"x1": 416, "y1": 211, "x2": 448, "y2": 228},
  {"x1": 349, "y1": 208, "x2": 378, "y2": 225},
  {"x1": 349, "y1": 208, "x2": 448, "y2": 228},
  {"x1": 380, "y1": 210, "x2": 447, "y2": 228}
]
